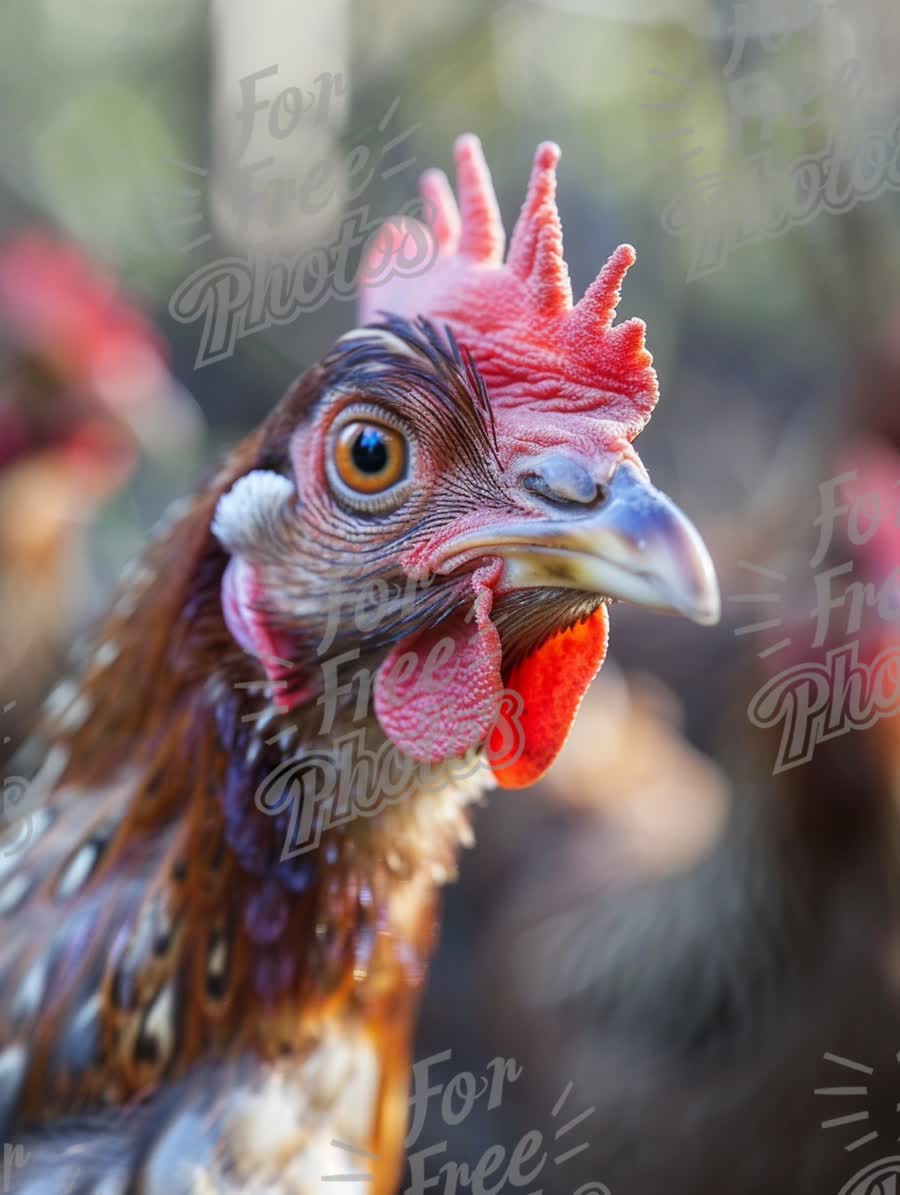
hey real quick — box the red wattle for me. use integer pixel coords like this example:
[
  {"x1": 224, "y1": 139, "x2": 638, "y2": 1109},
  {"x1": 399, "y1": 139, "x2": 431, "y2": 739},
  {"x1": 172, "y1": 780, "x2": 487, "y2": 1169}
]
[{"x1": 489, "y1": 605, "x2": 609, "y2": 789}]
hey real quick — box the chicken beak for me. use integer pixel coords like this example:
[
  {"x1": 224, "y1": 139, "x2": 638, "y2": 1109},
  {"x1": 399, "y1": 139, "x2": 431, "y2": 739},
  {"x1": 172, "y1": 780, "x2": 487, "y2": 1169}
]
[{"x1": 442, "y1": 462, "x2": 721, "y2": 626}]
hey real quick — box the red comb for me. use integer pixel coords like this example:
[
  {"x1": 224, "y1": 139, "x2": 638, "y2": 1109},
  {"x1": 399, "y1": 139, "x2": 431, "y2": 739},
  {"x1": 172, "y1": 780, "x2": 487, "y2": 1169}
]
[
  {"x1": 0, "y1": 230, "x2": 168, "y2": 402},
  {"x1": 359, "y1": 135, "x2": 658, "y2": 440}
]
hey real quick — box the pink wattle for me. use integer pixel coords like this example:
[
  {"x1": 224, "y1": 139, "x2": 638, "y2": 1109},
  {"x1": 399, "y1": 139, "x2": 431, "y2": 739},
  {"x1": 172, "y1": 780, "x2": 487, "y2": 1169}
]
[{"x1": 374, "y1": 562, "x2": 503, "y2": 764}]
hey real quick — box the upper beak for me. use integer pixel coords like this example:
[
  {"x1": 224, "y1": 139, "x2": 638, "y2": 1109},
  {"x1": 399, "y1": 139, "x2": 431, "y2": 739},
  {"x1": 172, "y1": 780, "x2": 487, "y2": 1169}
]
[{"x1": 439, "y1": 461, "x2": 721, "y2": 626}]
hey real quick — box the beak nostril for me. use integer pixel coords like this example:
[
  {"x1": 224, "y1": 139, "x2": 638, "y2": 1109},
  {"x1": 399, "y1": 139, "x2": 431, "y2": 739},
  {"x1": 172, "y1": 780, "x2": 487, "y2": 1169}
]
[
  {"x1": 521, "y1": 457, "x2": 605, "y2": 510},
  {"x1": 522, "y1": 473, "x2": 565, "y2": 504}
]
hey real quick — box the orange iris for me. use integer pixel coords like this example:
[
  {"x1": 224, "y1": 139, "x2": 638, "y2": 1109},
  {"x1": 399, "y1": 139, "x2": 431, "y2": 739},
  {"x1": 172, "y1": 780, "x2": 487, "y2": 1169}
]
[{"x1": 333, "y1": 421, "x2": 407, "y2": 494}]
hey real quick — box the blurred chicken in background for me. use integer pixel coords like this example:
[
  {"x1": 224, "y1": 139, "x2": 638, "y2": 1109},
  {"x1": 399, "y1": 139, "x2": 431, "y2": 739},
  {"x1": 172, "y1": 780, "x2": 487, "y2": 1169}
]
[{"x1": 0, "y1": 231, "x2": 199, "y2": 757}]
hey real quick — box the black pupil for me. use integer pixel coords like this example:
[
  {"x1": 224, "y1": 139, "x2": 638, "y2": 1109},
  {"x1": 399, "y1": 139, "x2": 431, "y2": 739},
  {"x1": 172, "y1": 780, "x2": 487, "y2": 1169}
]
[{"x1": 352, "y1": 426, "x2": 390, "y2": 474}]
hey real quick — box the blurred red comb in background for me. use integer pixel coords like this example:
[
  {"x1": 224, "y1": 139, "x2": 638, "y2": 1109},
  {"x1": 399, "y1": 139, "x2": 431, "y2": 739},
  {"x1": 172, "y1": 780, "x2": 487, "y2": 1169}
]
[{"x1": 0, "y1": 228, "x2": 200, "y2": 475}]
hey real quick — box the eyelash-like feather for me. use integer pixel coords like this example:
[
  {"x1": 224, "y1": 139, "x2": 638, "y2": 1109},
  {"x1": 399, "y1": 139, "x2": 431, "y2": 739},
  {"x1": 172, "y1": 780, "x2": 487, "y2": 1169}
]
[{"x1": 323, "y1": 316, "x2": 501, "y2": 470}]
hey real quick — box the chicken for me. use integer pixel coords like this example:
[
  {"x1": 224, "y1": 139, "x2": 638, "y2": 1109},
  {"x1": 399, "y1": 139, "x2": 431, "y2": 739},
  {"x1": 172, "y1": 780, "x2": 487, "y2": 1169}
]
[
  {"x1": 0, "y1": 231, "x2": 193, "y2": 755},
  {"x1": 0, "y1": 136, "x2": 719, "y2": 1194},
  {"x1": 472, "y1": 443, "x2": 900, "y2": 1195}
]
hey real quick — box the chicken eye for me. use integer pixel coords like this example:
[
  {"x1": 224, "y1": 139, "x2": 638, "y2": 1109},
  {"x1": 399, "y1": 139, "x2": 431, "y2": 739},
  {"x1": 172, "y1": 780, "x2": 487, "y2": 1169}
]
[{"x1": 333, "y1": 421, "x2": 407, "y2": 495}]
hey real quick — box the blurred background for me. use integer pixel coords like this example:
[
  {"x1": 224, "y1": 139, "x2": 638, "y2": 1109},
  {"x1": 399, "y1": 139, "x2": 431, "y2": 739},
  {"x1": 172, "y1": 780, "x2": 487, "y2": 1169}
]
[{"x1": 1, "y1": 0, "x2": 899, "y2": 1191}]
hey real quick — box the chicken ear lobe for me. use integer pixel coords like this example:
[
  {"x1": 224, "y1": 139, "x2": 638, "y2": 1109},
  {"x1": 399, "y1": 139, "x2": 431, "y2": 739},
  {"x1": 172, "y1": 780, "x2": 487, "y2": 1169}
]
[{"x1": 221, "y1": 556, "x2": 316, "y2": 711}]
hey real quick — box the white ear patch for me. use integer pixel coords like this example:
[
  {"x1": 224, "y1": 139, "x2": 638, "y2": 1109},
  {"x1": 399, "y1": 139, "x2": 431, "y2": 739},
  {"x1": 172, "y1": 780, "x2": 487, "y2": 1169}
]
[{"x1": 212, "y1": 470, "x2": 295, "y2": 557}]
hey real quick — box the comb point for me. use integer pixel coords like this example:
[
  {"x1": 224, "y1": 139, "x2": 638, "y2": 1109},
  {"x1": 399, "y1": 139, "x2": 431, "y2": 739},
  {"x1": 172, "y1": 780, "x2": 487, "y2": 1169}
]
[
  {"x1": 453, "y1": 134, "x2": 504, "y2": 263},
  {"x1": 508, "y1": 139, "x2": 566, "y2": 300},
  {"x1": 530, "y1": 223, "x2": 571, "y2": 316},
  {"x1": 572, "y1": 243, "x2": 637, "y2": 333},
  {"x1": 419, "y1": 168, "x2": 460, "y2": 254},
  {"x1": 534, "y1": 140, "x2": 561, "y2": 170}
]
